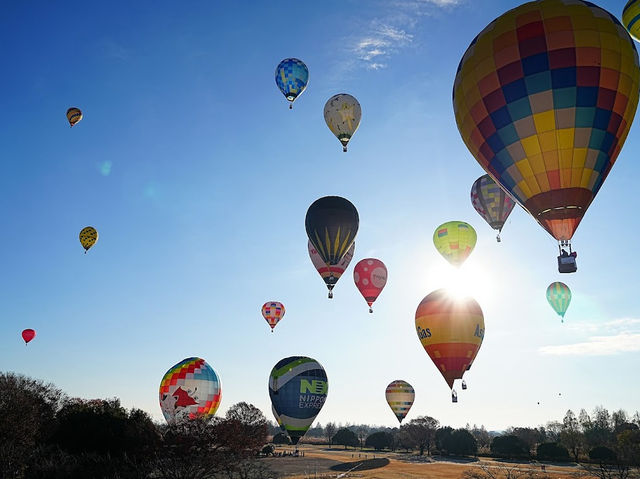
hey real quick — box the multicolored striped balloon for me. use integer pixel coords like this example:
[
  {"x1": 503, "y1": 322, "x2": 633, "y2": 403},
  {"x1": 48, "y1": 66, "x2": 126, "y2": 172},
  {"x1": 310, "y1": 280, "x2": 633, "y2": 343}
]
[
  {"x1": 66, "y1": 107, "x2": 82, "y2": 127},
  {"x1": 415, "y1": 290, "x2": 484, "y2": 390},
  {"x1": 623, "y1": 0, "x2": 640, "y2": 43},
  {"x1": 385, "y1": 380, "x2": 415, "y2": 423},
  {"x1": 471, "y1": 175, "x2": 516, "y2": 241},
  {"x1": 546, "y1": 281, "x2": 571, "y2": 322},
  {"x1": 433, "y1": 221, "x2": 477, "y2": 267},
  {"x1": 159, "y1": 357, "x2": 221, "y2": 424},
  {"x1": 262, "y1": 301, "x2": 285, "y2": 332},
  {"x1": 454, "y1": 0, "x2": 640, "y2": 242},
  {"x1": 269, "y1": 356, "x2": 327, "y2": 445},
  {"x1": 354, "y1": 258, "x2": 387, "y2": 313},
  {"x1": 275, "y1": 58, "x2": 309, "y2": 109}
]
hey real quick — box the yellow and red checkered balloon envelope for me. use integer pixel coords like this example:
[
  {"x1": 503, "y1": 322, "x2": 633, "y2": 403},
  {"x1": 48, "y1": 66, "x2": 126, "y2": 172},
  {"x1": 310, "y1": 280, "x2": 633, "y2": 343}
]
[
  {"x1": 453, "y1": 0, "x2": 640, "y2": 242},
  {"x1": 415, "y1": 290, "x2": 484, "y2": 391}
]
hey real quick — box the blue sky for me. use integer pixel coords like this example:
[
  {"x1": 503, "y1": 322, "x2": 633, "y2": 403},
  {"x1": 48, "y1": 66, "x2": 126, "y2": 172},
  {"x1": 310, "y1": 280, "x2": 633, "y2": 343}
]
[{"x1": 1, "y1": 0, "x2": 638, "y2": 430}]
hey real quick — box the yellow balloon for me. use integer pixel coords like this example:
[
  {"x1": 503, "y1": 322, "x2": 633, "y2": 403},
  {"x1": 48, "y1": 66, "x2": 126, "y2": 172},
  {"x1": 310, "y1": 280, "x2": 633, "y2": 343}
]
[
  {"x1": 66, "y1": 107, "x2": 83, "y2": 127},
  {"x1": 433, "y1": 221, "x2": 476, "y2": 267},
  {"x1": 79, "y1": 226, "x2": 98, "y2": 253}
]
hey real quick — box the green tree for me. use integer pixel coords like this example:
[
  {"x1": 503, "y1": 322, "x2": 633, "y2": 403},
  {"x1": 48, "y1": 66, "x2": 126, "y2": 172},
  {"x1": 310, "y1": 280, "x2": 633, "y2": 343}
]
[
  {"x1": 365, "y1": 431, "x2": 394, "y2": 451},
  {"x1": 448, "y1": 429, "x2": 478, "y2": 456},
  {"x1": 333, "y1": 428, "x2": 359, "y2": 449},
  {"x1": 405, "y1": 416, "x2": 440, "y2": 455},
  {"x1": 490, "y1": 435, "x2": 529, "y2": 458},
  {"x1": 537, "y1": 442, "x2": 570, "y2": 461}
]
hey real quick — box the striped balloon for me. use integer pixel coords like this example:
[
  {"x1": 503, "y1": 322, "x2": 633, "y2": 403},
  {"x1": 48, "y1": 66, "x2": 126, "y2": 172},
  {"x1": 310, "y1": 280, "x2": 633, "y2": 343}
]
[
  {"x1": 308, "y1": 240, "x2": 354, "y2": 298},
  {"x1": 385, "y1": 380, "x2": 415, "y2": 423},
  {"x1": 159, "y1": 357, "x2": 222, "y2": 424},
  {"x1": 433, "y1": 221, "x2": 477, "y2": 267},
  {"x1": 262, "y1": 301, "x2": 285, "y2": 331},
  {"x1": 66, "y1": 107, "x2": 82, "y2": 127},
  {"x1": 269, "y1": 356, "x2": 328, "y2": 445},
  {"x1": 623, "y1": 0, "x2": 640, "y2": 42},
  {"x1": 415, "y1": 290, "x2": 484, "y2": 390},
  {"x1": 471, "y1": 175, "x2": 516, "y2": 241},
  {"x1": 546, "y1": 281, "x2": 571, "y2": 321}
]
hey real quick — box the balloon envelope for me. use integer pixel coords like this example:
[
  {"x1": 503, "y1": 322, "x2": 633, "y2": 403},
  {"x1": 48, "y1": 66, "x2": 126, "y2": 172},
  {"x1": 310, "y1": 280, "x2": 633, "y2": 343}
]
[
  {"x1": 308, "y1": 240, "x2": 354, "y2": 295},
  {"x1": 305, "y1": 196, "x2": 359, "y2": 266},
  {"x1": 159, "y1": 357, "x2": 222, "y2": 424},
  {"x1": 471, "y1": 175, "x2": 516, "y2": 238},
  {"x1": 623, "y1": 0, "x2": 640, "y2": 43},
  {"x1": 66, "y1": 107, "x2": 82, "y2": 127},
  {"x1": 275, "y1": 58, "x2": 309, "y2": 107},
  {"x1": 324, "y1": 94, "x2": 361, "y2": 151},
  {"x1": 262, "y1": 301, "x2": 285, "y2": 331},
  {"x1": 546, "y1": 281, "x2": 571, "y2": 319},
  {"x1": 433, "y1": 221, "x2": 477, "y2": 267},
  {"x1": 79, "y1": 226, "x2": 98, "y2": 252},
  {"x1": 385, "y1": 380, "x2": 414, "y2": 423},
  {"x1": 269, "y1": 356, "x2": 328, "y2": 445},
  {"x1": 453, "y1": 0, "x2": 640, "y2": 242},
  {"x1": 415, "y1": 290, "x2": 484, "y2": 389},
  {"x1": 354, "y1": 258, "x2": 387, "y2": 312},
  {"x1": 22, "y1": 329, "x2": 36, "y2": 344}
]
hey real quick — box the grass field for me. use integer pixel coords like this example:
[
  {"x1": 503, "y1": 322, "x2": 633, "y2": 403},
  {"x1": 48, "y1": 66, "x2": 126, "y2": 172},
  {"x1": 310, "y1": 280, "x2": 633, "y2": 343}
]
[{"x1": 262, "y1": 445, "x2": 589, "y2": 479}]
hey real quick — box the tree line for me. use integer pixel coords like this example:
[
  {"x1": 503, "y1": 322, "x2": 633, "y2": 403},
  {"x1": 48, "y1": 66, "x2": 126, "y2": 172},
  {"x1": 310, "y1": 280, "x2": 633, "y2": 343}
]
[{"x1": 1, "y1": 372, "x2": 275, "y2": 479}]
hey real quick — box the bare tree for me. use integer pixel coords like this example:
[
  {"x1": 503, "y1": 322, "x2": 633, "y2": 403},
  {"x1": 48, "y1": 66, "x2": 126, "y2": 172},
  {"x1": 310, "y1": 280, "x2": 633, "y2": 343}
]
[{"x1": 324, "y1": 422, "x2": 337, "y2": 445}]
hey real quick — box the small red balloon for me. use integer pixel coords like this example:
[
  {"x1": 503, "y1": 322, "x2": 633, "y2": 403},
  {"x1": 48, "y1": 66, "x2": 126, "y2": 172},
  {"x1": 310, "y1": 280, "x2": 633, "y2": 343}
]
[
  {"x1": 22, "y1": 329, "x2": 36, "y2": 344},
  {"x1": 353, "y1": 258, "x2": 387, "y2": 313}
]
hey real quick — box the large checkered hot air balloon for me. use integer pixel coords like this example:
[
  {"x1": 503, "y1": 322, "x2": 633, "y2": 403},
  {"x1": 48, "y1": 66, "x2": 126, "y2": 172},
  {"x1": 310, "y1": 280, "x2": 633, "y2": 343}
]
[
  {"x1": 415, "y1": 290, "x2": 484, "y2": 402},
  {"x1": 471, "y1": 174, "x2": 516, "y2": 242},
  {"x1": 159, "y1": 357, "x2": 221, "y2": 424},
  {"x1": 453, "y1": 0, "x2": 640, "y2": 271},
  {"x1": 275, "y1": 58, "x2": 309, "y2": 109}
]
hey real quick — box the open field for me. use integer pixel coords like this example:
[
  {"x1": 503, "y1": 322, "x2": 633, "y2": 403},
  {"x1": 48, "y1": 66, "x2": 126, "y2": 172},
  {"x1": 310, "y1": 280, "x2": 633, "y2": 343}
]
[{"x1": 262, "y1": 444, "x2": 588, "y2": 479}]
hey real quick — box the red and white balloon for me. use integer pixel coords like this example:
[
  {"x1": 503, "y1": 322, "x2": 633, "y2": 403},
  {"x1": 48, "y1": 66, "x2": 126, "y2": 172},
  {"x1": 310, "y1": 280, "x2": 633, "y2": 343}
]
[{"x1": 353, "y1": 258, "x2": 387, "y2": 313}]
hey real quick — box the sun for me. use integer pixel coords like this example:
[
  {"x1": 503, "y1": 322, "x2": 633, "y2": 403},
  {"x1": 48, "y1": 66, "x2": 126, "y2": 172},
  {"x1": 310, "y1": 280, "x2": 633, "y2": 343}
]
[{"x1": 428, "y1": 258, "x2": 496, "y2": 309}]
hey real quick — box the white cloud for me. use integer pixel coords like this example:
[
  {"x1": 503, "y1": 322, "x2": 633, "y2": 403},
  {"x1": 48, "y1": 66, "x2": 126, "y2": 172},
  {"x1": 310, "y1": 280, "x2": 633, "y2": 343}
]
[
  {"x1": 539, "y1": 318, "x2": 640, "y2": 356},
  {"x1": 353, "y1": 24, "x2": 413, "y2": 70}
]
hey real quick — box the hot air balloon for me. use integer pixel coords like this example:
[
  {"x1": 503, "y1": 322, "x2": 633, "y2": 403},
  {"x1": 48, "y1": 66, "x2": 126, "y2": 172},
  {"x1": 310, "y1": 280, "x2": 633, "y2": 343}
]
[
  {"x1": 415, "y1": 289, "x2": 484, "y2": 400},
  {"x1": 262, "y1": 301, "x2": 285, "y2": 332},
  {"x1": 453, "y1": 0, "x2": 640, "y2": 272},
  {"x1": 433, "y1": 221, "x2": 477, "y2": 267},
  {"x1": 324, "y1": 94, "x2": 361, "y2": 152},
  {"x1": 305, "y1": 196, "x2": 359, "y2": 268},
  {"x1": 471, "y1": 175, "x2": 516, "y2": 242},
  {"x1": 79, "y1": 226, "x2": 98, "y2": 253},
  {"x1": 354, "y1": 258, "x2": 387, "y2": 313},
  {"x1": 21, "y1": 329, "x2": 36, "y2": 345},
  {"x1": 275, "y1": 58, "x2": 309, "y2": 109},
  {"x1": 269, "y1": 356, "x2": 328, "y2": 445},
  {"x1": 546, "y1": 281, "x2": 571, "y2": 322},
  {"x1": 272, "y1": 404, "x2": 286, "y2": 432},
  {"x1": 385, "y1": 380, "x2": 414, "y2": 423},
  {"x1": 66, "y1": 107, "x2": 82, "y2": 127},
  {"x1": 308, "y1": 240, "x2": 354, "y2": 299},
  {"x1": 623, "y1": 0, "x2": 640, "y2": 43},
  {"x1": 159, "y1": 357, "x2": 221, "y2": 424}
]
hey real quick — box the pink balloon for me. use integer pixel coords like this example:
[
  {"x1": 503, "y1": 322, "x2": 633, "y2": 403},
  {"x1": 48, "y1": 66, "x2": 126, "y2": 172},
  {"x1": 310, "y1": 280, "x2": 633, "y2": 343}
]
[{"x1": 353, "y1": 258, "x2": 387, "y2": 313}]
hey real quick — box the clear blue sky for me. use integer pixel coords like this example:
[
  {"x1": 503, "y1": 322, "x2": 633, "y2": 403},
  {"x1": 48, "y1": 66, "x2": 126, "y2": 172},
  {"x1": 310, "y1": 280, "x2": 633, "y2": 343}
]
[{"x1": 1, "y1": 0, "x2": 638, "y2": 430}]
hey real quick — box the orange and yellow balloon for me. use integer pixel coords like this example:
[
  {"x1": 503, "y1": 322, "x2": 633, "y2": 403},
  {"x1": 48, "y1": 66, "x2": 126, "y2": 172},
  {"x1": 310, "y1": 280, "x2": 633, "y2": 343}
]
[
  {"x1": 453, "y1": 0, "x2": 640, "y2": 244},
  {"x1": 66, "y1": 107, "x2": 82, "y2": 127},
  {"x1": 415, "y1": 289, "x2": 484, "y2": 390},
  {"x1": 433, "y1": 221, "x2": 477, "y2": 267}
]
